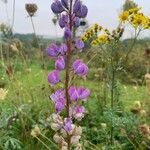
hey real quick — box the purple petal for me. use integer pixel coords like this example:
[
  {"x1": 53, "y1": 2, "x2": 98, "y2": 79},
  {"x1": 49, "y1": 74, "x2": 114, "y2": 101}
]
[
  {"x1": 55, "y1": 56, "x2": 65, "y2": 71},
  {"x1": 73, "y1": 59, "x2": 82, "y2": 70},
  {"x1": 73, "y1": 0, "x2": 82, "y2": 14},
  {"x1": 73, "y1": 105, "x2": 85, "y2": 120},
  {"x1": 78, "y1": 87, "x2": 90, "y2": 100},
  {"x1": 59, "y1": 15, "x2": 68, "y2": 28},
  {"x1": 61, "y1": 0, "x2": 68, "y2": 9},
  {"x1": 74, "y1": 17, "x2": 80, "y2": 27},
  {"x1": 51, "y1": 0, "x2": 65, "y2": 14},
  {"x1": 68, "y1": 86, "x2": 79, "y2": 101},
  {"x1": 64, "y1": 27, "x2": 72, "y2": 40},
  {"x1": 48, "y1": 70, "x2": 60, "y2": 85},
  {"x1": 59, "y1": 43, "x2": 68, "y2": 54},
  {"x1": 75, "y1": 38, "x2": 84, "y2": 49},
  {"x1": 64, "y1": 118, "x2": 72, "y2": 132},
  {"x1": 47, "y1": 43, "x2": 59, "y2": 57}
]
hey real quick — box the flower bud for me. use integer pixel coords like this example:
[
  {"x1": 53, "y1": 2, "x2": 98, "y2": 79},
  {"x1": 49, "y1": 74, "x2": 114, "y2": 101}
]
[
  {"x1": 59, "y1": 15, "x2": 68, "y2": 28},
  {"x1": 64, "y1": 118, "x2": 73, "y2": 133},
  {"x1": 50, "y1": 123, "x2": 62, "y2": 131},
  {"x1": 71, "y1": 135, "x2": 81, "y2": 146},
  {"x1": 53, "y1": 133, "x2": 63, "y2": 143},
  {"x1": 61, "y1": 0, "x2": 68, "y2": 9},
  {"x1": 59, "y1": 43, "x2": 68, "y2": 54},
  {"x1": 73, "y1": 105, "x2": 85, "y2": 120},
  {"x1": 64, "y1": 27, "x2": 72, "y2": 40}
]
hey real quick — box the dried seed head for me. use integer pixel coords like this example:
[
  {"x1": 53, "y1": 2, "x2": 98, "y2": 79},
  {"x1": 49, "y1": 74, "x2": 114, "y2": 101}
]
[{"x1": 25, "y1": 3, "x2": 38, "y2": 17}]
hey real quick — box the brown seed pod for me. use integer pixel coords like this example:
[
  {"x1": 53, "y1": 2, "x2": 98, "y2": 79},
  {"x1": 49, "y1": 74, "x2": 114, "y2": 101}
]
[{"x1": 25, "y1": 3, "x2": 38, "y2": 17}]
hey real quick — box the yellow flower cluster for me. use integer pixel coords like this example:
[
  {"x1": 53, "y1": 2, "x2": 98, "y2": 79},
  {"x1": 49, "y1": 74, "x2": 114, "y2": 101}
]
[
  {"x1": 119, "y1": 7, "x2": 150, "y2": 29},
  {"x1": 91, "y1": 34, "x2": 109, "y2": 47},
  {"x1": 81, "y1": 24, "x2": 102, "y2": 42}
]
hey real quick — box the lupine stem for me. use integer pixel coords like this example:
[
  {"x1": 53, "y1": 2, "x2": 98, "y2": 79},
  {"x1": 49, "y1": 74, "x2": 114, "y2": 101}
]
[{"x1": 65, "y1": 0, "x2": 73, "y2": 149}]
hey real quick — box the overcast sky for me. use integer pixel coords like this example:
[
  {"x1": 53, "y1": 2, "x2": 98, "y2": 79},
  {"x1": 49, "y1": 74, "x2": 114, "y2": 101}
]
[{"x1": 0, "y1": 0, "x2": 150, "y2": 38}]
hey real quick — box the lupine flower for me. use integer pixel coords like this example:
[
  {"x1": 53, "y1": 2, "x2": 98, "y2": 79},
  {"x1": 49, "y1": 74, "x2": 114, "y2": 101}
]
[
  {"x1": 77, "y1": 87, "x2": 90, "y2": 101},
  {"x1": 73, "y1": 0, "x2": 82, "y2": 14},
  {"x1": 55, "y1": 56, "x2": 65, "y2": 70},
  {"x1": 79, "y1": 5, "x2": 88, "y2": 18},
  {"x1": 59, "y1": 43, "x2": 68, "y2": 54},
  {"x1": 74, "y1": 17, "x2": 80, "y2": 27},
  {"x1": 50, "y1": 90, "x2": 66, "y2": 113},
  {"x1": 73, "y1": 59, "x2": 82, "y2": 69},
  {"x1": 53, "y1": 133, "x2": 64, "y2": 144},
  {"x1": 73, "y1": 60, "x2": 88, "y2": 76},
  {"x1": 47, "y1": 43, "x2": 59, "y2": 57},
  {"x1": 64, "y1": 27, "x2": 72, "y2": 40},
  {"x1": 75, "y1": 38, "x2": 84, "y2": 49},
  {"x1": 51, "y1": 0, "x2": 65, "y2": 14},
  {"x1": 55, "y1": 98, "x2": 66, "y2": 113},
  {"x1": 73, "y1": 106, "x2": 85, "y2": 120},
  {"x1": 61, "y1": 0, "x2": 68, "y2": 9},
  {"x1": 68, "y1": 86, "x2": 79, "y2": 101},
  {"x1": 48, "y1": 70, "x2": 60, "y2": 85},
  {"x1": 59, "y1": 15, "x2": 68, "y2": 28},
  {"x1": 64, "y1": 118, "x2": 73, "y2": 133}
]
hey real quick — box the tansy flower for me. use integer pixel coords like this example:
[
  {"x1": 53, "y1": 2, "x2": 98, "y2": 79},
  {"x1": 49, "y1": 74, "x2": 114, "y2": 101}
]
[
  {"x1": 119, "y1": 11, "x2": 129, "y2": 22},
  {"x1": 0, "y1": 88, "x2": 8, "y2": 100},
  {"x1": 131, "y1": 13, "x2": 146, "y2": 28}
]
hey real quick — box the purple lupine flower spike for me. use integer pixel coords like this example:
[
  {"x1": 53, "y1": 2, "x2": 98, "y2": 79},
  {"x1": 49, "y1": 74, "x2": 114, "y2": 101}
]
[
  {"x1": 64, "y1": 118, "x2": 72, "y2": 133},
  {"x1": 77, "y1": 87, "x2": 90, "y2": 101},
  {"x1": 55, "y1": 56, "x2": 65, "y2": 71},
  {"x1": 75, "y1": 38, "x2": 84, "y2": 49},
  {"x1": 73, "y1": 105, "x2": 85, "y2": 120},
  {"x1": 48, "y1": 70, "x2": 60, "y2": 85},
  {"x1": 61, "y1": 0, "x2": 68, "y2": 9},
  {"x1": 64, "y1": 27, "x2": 72, "y2": 40},
  {"x1": 51, "y1": 0, "x2": 65, "y2": 14},
  {"x1": 59, "y1": 43, "x2": 68, "y2": 54},
  {"x1": 59, "y1": 15, "x2": 68, "y2": 28},
  {"x1": 47, "y1": 43, "x2": 59, "y2": 57}
]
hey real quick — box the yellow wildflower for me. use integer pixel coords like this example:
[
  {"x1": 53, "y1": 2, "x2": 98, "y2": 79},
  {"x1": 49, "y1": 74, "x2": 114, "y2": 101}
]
[
  {"x1": 128, "y1": 7, "x2": 141, "y2": 15},
  {"x1": 97, "y1": 34, "x2": 109, "y2": 43},
  {"x1": 131, "y1": 13, "x2": 146, "y2": 28},
  {"x1": 0, "y1": 88, "x2": 8, "y2": 100},
  {"x1": 119, "y1": 11, "x2": 129, "y2": 22}
]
